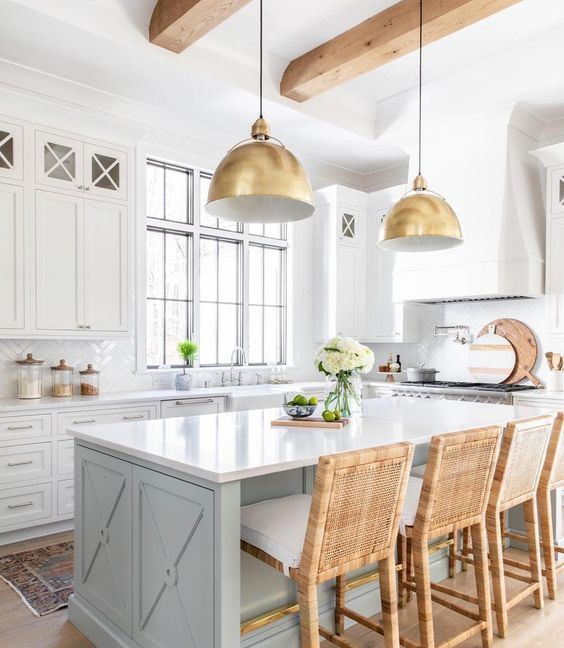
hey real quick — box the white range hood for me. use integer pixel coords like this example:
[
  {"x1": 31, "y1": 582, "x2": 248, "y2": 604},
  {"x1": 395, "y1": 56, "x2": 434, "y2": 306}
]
[{"x1": 392, "y1": 108, "x2": 545, "y2": 303}]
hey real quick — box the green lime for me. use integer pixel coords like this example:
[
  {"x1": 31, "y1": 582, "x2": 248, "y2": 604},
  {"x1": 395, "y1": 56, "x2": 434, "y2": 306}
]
[
  {"x1": 333, "y1": 410, "x2": 341, "y2": 420},
  {"x1": 286, "y1": 400, "x2": 295, "y2": 406},
  {"x1": 323, "y1": 410, "x2": 336, "y2": 422},
  {"x1": 294, "y1": 395, "x2": 308, "y2": 406},
  {"x1": 308, "y1": 396, "x2": 318, "y2": 406}
]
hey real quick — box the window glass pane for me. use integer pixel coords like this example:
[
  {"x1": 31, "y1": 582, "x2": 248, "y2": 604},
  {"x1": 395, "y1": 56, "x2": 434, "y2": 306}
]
[
  {"x1": 199, "y1": 302, "x2": 217, "y2": 365},
  {"x1": 249, "y1": 223, "x2": 264, "y2": 236},
  {"x1": 264, "y1": 248, "x2": 283, "y2": 306},
  {"x1": 249, "y1": 245, "x2": 263, "y2": 305},
  {"x1": 218, "y1": 241, "x2": 239, "y2": 303},
  {"x1": 200, "y1": 238, "x2": 218, "y2": 302},
  {"x1": 147, "y1": 164, "x2": 164, "y2": 219},
  {"x1": 264, "y1": 223, "x2": 283, "y2": 239},
  {"x1": 199, "y1": 174, "x2": 216, "y2": 228},
  {"x1": 165, "y1": 301, "x2": 187, "y2": 365},
  {"x1": 249, "y1": 305, "x2": 263, "y2": 364},
  {"x1": 146, "y1": 230, "x2": 164, "y2": 299},
  {"x1": 146, "y1": 300, "x2": 164, "y2": 366},
  {"x1": 264, "y1": 306, "x2": 281, "y2": 364},
  {"x1": 165, "y1": 233, "x2": 188, "y2": 300},
  {"x1": 217, "y1": 304, "x2": 239, "y2": 365},
  {"x1": 165, "y1": 168, "x2": 188, "y2": 223}
]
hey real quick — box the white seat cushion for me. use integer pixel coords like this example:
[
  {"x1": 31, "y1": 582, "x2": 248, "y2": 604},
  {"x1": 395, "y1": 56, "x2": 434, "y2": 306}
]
[
  {"x1": 410, "y1": 464, "x2": 427, "y2": 478},
  {"x1": 241, "y1": 494, "x2": 312, "y2": 576},
  {"x1": 400, "y1": 476, "x2": 423, "y2": 533}
]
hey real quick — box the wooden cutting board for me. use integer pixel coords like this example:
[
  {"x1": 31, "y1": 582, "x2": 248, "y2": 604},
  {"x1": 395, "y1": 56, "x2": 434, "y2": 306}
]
[
  {"x1": 477, "y1": 319, "x2": 540, "y2": 386},
  {"x1": 271, "y1": 417, "x2": 350, "y2": 429},
  {"x1": 468, "y1": 331, "x2": 516, "y2": 384}
]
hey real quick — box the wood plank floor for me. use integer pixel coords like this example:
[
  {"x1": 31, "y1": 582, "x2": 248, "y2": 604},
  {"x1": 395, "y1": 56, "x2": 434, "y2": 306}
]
[{"x1": 0, "y1": 534, "x2": 562, "y2": 647}]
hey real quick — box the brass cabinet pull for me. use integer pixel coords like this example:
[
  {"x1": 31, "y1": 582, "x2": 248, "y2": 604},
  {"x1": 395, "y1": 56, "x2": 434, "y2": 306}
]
[
  {"x1": 7, "y1": 460, "x2": 33, "y2": 467},
  {"x1": 8, "y1": 501, "x2": 33, "y2": 509},
  {"x1": 7, "y1": 425, "x2": 34, "y2": 431}
]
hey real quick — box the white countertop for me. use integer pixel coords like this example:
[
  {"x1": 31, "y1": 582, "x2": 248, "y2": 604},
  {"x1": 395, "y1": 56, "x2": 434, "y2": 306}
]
[{"x1": 69, "y1": 398, "x2": 550, "y2": 484}]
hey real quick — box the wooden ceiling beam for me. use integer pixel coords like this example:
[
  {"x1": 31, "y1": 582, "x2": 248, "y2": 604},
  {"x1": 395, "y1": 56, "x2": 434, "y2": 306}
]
[
  {"x1": 281, "y1": 0, "x2": 522, "y2": 102},
  {"x1": 150, "y1": 0, "x2": 252, "y2": 53}
]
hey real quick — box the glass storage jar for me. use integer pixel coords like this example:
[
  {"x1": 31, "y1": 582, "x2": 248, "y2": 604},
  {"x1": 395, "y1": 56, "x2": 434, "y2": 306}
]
[
  {"x1": 15, "y1": 353, "x2": 44, "y2": 399},
  {"x1": 79, "y1": 364, "x2": 100, "y2": 396},
  {"x1": 51, "y1": 359, "x2": 74, "y2": 397}
]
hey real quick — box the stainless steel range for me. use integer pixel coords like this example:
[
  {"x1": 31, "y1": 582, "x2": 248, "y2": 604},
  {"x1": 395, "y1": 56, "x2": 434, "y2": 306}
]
[{"x1": 390, "y1": 381, "x2": 539, "y2": 405}]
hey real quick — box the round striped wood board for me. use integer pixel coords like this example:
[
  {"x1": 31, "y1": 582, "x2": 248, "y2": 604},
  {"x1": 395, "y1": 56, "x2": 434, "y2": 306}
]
[{"x1": 468, "y1": 333, "x2": 516, "y2": 384}]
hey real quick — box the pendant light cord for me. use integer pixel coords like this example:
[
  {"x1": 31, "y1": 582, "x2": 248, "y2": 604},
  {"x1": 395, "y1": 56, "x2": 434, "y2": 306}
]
[
  {"x1": 418, "y1": 0, "x2": 423, "y2": 176},
  {"x1": 259, "y1": 0, "x2": 263, "y2": 119}
]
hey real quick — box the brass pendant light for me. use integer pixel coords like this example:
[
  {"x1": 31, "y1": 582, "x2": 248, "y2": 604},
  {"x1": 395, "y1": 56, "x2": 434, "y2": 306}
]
[
  {"x1": 206, "y1": 0, "x2": 314, "y2": 223},
  {"x1": 378, "y1": 0, "x2": 462, "y2": 252}
]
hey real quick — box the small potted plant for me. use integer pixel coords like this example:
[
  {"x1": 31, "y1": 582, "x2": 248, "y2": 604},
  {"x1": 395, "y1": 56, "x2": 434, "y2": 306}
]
[{"x1": 175, "y1": 339, "x2": 198, "y2": 391}]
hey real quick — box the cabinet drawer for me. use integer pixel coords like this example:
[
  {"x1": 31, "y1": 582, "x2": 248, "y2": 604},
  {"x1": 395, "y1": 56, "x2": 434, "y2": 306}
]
[
  {"x1": 0, "y1": 414, "x2": 51, "y2": 442},
  {"x1": 161, "y1": 397, "x2": 226, "y2": 418},
  {"x1": 57, "y1": 479, "x2": 74, "y2": 517},
  {"x1": 57, "y1": 439, "x2": 74, "y2": 477},
  {"x1": 0, "y1": 483, "x2": 52, "y2": 528},
  {"x1": 58, "y1": 405, "x2": 157, "y2": 436},
  {"x1": 0, "y1": 443, "x2": 52, "y2": 484}
]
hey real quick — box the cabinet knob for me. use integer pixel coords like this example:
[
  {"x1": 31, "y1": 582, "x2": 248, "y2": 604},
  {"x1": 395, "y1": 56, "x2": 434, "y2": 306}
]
[
  {"x1": 85, "y1": 325, "x2": 91, "y2": 329},
  {"x1": 77, "y1": 185, "x2": 84, "y2": 190},
  {"x1": 77, "y1": 324, "x2": 84, "y2": 329},
  {"x1": 84, "y1": 186, "x2": 91, "y2": 191}
]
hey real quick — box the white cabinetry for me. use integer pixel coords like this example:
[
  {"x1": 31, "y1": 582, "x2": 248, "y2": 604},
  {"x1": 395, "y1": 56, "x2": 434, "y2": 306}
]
[
  {"x1": 0, "y1": 183, "x2": 24, "y2": 330},
  {"x1": 362, "y1": 186, "x2": 422, "y2": 343},
  {"x1": 0, "y1": 119, "x2": 23, "y2": 181},
  {"x1": 36, "y1": 190, "x2": 128, "y2": 334},
  {"x1": 161, "y1": 397, "x2": 226, "y2": 418},
  {"x1": 35, "y1": 131, "x2": 127, "y2": 200},
  {"x1": 314, "y1": 186, "x2": 367, "y2": 342},
  {"x1": 547, "y1": 166, "x2": 564, "y2": 337}
]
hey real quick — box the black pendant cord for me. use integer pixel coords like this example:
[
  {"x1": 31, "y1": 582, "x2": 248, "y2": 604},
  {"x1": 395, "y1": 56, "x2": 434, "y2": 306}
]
[
  {"x1": 418, "y1": 0, "x2": 423, "y2": 176},
  {"x1": 259, "y1": 0, "x2": 263, "y2": 119}
]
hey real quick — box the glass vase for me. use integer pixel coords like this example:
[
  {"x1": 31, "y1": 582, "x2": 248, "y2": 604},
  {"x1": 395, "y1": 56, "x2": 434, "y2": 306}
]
[{"x1": 325, "y1": 370, "x2": 362, "y2": 417}]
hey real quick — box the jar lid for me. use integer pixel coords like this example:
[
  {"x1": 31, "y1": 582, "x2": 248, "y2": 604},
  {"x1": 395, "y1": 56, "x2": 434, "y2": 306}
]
[
  {"x1": 15, "y1": 353, "x2": 44, "y2": 365},
  {"x1": 79, "y1": 364, "x2": 100, "y2": 375},
  {"x1": 51, "y1": 359, "x2": 74, "y2": 371}
]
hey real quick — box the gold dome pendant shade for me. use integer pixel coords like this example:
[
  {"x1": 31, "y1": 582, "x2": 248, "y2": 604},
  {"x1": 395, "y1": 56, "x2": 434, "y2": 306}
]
[
  {"x1": 206, "y1": 118, "x2": 314, "y2": 223},
  {"x1": 377, "y1": 0, "x2": 462, "y2": 252},
  {"x1": 377, "y1": 174, "x2": 463, "y2": 252}
]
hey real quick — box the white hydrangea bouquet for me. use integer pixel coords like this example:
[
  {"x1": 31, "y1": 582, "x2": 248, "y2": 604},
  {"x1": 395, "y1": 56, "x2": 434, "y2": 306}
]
[{"x1": 315, "y1": 336, "x2": 374, "y2": 416}]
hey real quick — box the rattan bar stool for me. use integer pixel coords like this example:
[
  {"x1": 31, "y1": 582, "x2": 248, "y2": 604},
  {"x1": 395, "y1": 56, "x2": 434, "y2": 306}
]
[
  {"x1": 453, "y1": 414, "x2": 554, "y2": 638},
  {"x1": 500, "y1": 411, "x2": 564, "y2": 600},
  {"x1": 241, "y1": 443, "x2": 414, "y2": 648},
  {"x1": 398, "y1": 426, "x2": 502, "y2": 648}
]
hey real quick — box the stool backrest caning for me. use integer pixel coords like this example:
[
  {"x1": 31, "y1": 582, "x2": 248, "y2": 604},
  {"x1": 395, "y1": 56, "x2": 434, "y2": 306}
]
[
  {"x1": 490, "y1": 415, "x2": 554, "y2": 512},
  {"x1": 298, "y1": 442, "x2": 414, "y2": 584},
  {"x1": 413, "y1": 426, "x2": 502, "y2": 539}
]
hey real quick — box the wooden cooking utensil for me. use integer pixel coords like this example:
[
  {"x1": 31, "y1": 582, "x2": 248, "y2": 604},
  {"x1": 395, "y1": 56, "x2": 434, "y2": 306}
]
[
  {"x1": 478, "y1": 319, "x2": 540, "y2": 386},
  {"x1": 546, "y1": 351, "x2": 554, "y2": 370},
  {"x1": 468, "y1": 325, "x2": 516, "y2": 384},
  {"x1": 553, "y1": 353, "x2": 562, "y2": 371}
]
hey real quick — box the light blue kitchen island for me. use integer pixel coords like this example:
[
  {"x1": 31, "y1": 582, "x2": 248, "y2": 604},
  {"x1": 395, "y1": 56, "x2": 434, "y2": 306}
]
[{"x1": 67, "y1": 398, "x2": 548, "y2": 648}]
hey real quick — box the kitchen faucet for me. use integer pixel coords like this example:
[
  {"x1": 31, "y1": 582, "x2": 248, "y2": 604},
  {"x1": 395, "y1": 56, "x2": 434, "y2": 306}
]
[{"x1": 229, "y1": 346, "x2": 248, "y2": 384}]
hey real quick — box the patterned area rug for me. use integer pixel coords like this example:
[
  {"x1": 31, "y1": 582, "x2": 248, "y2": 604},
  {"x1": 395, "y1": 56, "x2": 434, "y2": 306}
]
[{"x1": 0, "y1": 541, "x2": 74, "y2": 616}]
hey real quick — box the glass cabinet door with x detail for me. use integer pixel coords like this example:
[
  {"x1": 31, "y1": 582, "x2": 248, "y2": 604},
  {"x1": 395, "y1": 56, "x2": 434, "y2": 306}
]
[
  {"x1": 0, "y1": 120, "x2": 24, "y2": 181},
  {"x1": 35, "y1": 131, "x2": 127, "y2": 200}
]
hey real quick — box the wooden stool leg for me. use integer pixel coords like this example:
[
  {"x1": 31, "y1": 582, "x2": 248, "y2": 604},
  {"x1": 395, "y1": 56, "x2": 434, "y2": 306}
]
[
  {"x1": 471, "y1": 522, "x2": 494, "y2": 648},
  {"x1": 539, "y1": 488, "x2": 557, "y2": 600},
  {"x1": 462, "y1": 527, "x2": 470, "y2": 572},
  {"x1": 406, "y1": 535, "x2": 414, "y2": 604},
  {"x1": 379, "y1": 555, "x2": 401, "y2": 648},
  {"x1": 397, "y1": 534, "x2": 408, "y2": 608},
  {"x1": 413, "y1": 538, "x2": 435, "y2": 648},
  {"x1": 297, "y1": 583, "x2": 321, "y2": 648},
  {"x1": 523, "y1": 498, "x2": 544, "y2": 609},
  {"x1": 448, "y1": 531, "x2": 456, "y2": 578},
  {"x1": 487, "y1": 508, "x2": 509, "y2": 638},
  {"x1": 335, "y1": 575, "x2": 346, "y2": 635}
]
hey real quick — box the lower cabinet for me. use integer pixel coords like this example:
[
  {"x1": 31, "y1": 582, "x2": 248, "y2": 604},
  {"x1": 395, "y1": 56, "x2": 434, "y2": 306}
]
[
  {"x1": 76, "y1": 445, "x2": 215, "y2": 647},
  {"x1": 161, "y1": 397, "x2": 225, "y2": 418}
]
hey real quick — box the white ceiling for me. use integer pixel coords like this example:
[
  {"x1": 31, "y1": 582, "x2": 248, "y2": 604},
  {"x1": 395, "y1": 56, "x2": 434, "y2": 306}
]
[{"x1": 1, "y1": 0, "x2": 564, "y2": 174}]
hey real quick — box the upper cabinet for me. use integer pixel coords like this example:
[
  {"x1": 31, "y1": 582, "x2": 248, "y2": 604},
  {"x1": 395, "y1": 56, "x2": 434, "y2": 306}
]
[
  {"x1": 0, "y1": 183, "x2": 24, "y2": 330},
  {"x1": 35, "y1": 131, "x2": 127, "y2": 200},
  {"x1": 0, "y1": 119, "x2": 23, "y2": 181}
]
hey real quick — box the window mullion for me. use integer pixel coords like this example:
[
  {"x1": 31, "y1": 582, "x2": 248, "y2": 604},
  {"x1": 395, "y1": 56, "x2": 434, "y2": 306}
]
[{"x1": 242, "y1": 231, "x2": 250, "y2": 366}]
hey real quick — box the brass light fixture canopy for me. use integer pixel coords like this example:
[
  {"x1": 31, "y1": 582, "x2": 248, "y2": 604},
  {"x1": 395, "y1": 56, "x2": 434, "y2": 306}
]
[
  {"x1": 206, "y1": 0, "x2": 314, "y2": 224},
  {"x1": 377, "y1": 0, "x2": 462, "y2": 252},
  {"x1": 206, "y1": 118, "x2": 314, "y2": 223},
  {"x1": 378, "y1": 175, "x2": 463, "y2": 252}
]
